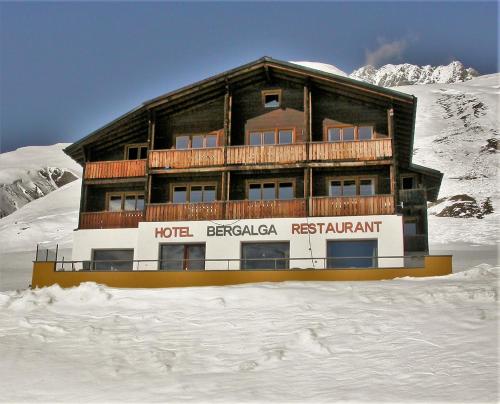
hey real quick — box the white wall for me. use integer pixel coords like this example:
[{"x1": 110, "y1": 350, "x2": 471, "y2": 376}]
[{"x1": 72, "y1": 216, "x2": 404, "y2": 270}]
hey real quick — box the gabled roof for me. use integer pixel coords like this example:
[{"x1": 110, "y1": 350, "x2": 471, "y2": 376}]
[{"x1": 64, "y1": 56, "x2": 417, "y2": 165}]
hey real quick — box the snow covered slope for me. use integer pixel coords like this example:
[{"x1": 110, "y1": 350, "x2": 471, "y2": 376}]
[
  {"x1": 0, "y1": 144, "x2": 81, "y2": 218},
  {"x1": 350, "y1": 61, "x2": 479, "y2": 87},
  {"x1": 0, "y1": 265, "x2": 497, "y2": 402},
  {"x1": 397, "y1": 74, "x2": 499, "y2": 246}
]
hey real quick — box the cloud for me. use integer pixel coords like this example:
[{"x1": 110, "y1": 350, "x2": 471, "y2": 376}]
[{"x1": 365, "y1": 38, "x2": 408, "y2": 67}]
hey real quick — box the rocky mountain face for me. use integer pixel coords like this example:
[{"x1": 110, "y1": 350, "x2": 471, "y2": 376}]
[
  {"x1": 349, "y1": 61, "x2": 479, "y2": 87},
  {"x1": 0, "y1": 144, "x2": 81, "y2": 218},
  {"x1": 0, "y1": 167, "x2": 78, "y2": 218}
]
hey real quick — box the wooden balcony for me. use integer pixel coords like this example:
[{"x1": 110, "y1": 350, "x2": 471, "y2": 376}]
[
  {"x1": 146, "y1": 199, "x2": 306, "y2": 222},
  {"x1": 149, "y1": 148, "x2": 224, "y2": 169},
  {"x1": 79, "y1": 211, "x2": 144, "y2": 229},
  {"x1": 146, "y1": 202, "x2": 224, "y2": 221},
  {"x1": 311, "y1": 195, "x2": 395, "y2": 216},
  {"x1": 225, "y1": 199, "x2": 306, "y2": 219},
  {"x1": 227, "y1": 143, "x2": 307, "y2": 165},
  {"x1": 309, "y1": 139, "x2": 392, "y2": 162},
  {"x1": 84, "y1": 160, "x2": 146, "y2": 180}
]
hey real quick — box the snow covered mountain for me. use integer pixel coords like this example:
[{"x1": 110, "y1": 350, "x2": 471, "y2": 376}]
[
  {"x1": 0, "y1": 144, "x2": 81, "y2": 218},
  {"x1": 350, "y1": 61, "x2": 479, "y2": 87}
]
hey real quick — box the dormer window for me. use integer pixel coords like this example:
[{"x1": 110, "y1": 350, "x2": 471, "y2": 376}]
[{"x1": 262, "y1": 90, "x2": 281, "y2": 108}]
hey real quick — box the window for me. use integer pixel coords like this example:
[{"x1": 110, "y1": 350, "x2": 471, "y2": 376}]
[
  {"x1": 171, "y1": 184, "x2": 217, "y2": 203},
  {"x1": 241, "y1": 242, "x2": 289, "y2": 270},
  {"x1": 125, "y1": 144, "x2": 148, "y2": 160},
  {"x1": 401, "y1": 176, "x2": 416, "y2": 190},
  {"x1": 247, "y1": 129, "x2": 295, "y2": 145},
  {"x1": 358, "y1": 126, "x2": 373, "y2": 140},
  {"x1": 328, "y1": 178, "x2": 376, "y2": 197},
  {"x1": 326, "y1": 126, "x2": 374, "y2": 142},
  {"x1": 262, "y1": 90, "x2": 281, "y2": 108},
  {"x1": 175, "y1": 133, "x2": 219, "y2": 149},
  {"x1": 159, "y1": 244, "x2": 206, "y2": 271},
  {"x1": 359, "y1": 179, "x2": 375, "y2": 196},
  {"x1": 247, "y1": 180, "x2": 295, "y2": 200},
  {"x1": 106, "y1": 192, "x2": 144, "y2": 211},
  {"x1": 92, "y1": 249, "x2": 134, "y2": 271},
  {"x1": 327, "y1": 240, "x2": 378, "y2": 268},
  {"x1": 278, "y1": 130, "x2": 293, "y2": 144},
  {"x1": 403, "y1": 221, "x2": 418, "y2": 236}
]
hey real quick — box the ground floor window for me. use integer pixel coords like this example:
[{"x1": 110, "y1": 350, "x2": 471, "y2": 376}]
[
  {"x1": 92, "y1": 249, "x2": 134, "y2": 270},
  {"x1": 326, "y1": 240, "x2": 378, "y2": 268},
  {"x1": 241, "y1": 242, "x2": 290, "y2": 270},
  {"x1": 159, "y1": 243, "x2": 206, "y2": 271}
]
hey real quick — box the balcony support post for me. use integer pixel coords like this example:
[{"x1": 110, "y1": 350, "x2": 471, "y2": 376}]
[
  {"x1": 304, "y1": 83, "x2": 312, "y2": 143},
  {"x1": 388, "y1": 107, "x2": 398, "y2": 207},
  {"x1": 79, "y1": 147, "x2": 89, "y2": 229}
]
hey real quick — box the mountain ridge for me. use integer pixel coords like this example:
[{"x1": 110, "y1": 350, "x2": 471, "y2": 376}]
[{"x1": 291, "y1": 60, "x2": 480, "y2": 87}]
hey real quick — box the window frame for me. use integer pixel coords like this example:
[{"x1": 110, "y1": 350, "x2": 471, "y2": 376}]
[
  {"x1": 400, "y1": 174, "x2": 418, "y2": 190},
  {"x1": 105, "y1": 191, "x2": 145, "y2": 211},
  {"x1": 158, "y1": 242, "x2": 206, "y2": 271},
  {"x1": 326, "y1": 176, "x2": 378, "y2": 197},
  {"x1": 240, "y1": 241, "x2": 290, "y2": 270},
  {"x1": 245, "y1": 127, "x2": 296, "y2": 146},
  {"x1": 124, "y1": 143, "x2": 148, "y2": 160},
  {"x1": 173, "y1": 131, "x2": 221, "y2": 149},
  {"x1": 261, "y1": 89, "x2": 282, "y2": 108},
  {"x1": 324, "y1": 125, "x2": 375, "y2": 142},
  {"x1": 245, "y1": 178, "x2": 296, "y2": 200},
  {"x1": 91, "y1": 248, "x2": 134, "y2": 271},
  {"x1": 170, "y1": 181, "x2": 218, "y2": 203},
  {"x1": 326, "y1": 239, "x2": 378, "y2": 268}
]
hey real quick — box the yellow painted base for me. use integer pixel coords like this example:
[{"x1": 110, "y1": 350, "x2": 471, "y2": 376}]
[{"x1": 31, "y1": 256, "x2": 453, "y2": 289}]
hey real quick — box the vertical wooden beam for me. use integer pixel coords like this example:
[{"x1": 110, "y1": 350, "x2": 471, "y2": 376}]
[
  {"x1": 304, "y1": 168, "x2": 309, "y2": 216},
  {"x1": 149, "y1": 110, "x2": 157, "y2": 150},
  {"x1": 226, "y1": 171, "x2": 231, "y2": 202},
  {"x1": 388, "y1": 107, "x2": 398, "y2": 207},
  {"x1": 78, "y1": 147, "x2": 88, "y2": 229},
  {"x1": 304, "y1": 84, "x2": 311, "y2": 143},
  {"x1": 308, "y1": 167, "x2": 313, "y2": 216},
  {"x1": 221, "y1": 171, "x2": 226, "y2": 201}
]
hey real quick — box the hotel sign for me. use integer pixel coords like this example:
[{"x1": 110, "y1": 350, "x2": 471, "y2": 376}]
[{"x1": 154, "y1": 220, "x2": 382, "y2": 239}]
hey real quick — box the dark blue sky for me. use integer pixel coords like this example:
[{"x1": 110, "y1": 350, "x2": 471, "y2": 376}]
[{"x1": 1, "y1": 1, "x2": 497, "y2": 152}]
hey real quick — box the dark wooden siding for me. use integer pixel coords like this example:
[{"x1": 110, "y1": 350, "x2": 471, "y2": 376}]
[
  {"x1": 311, "y1": 88, "x2": 389, "y2": 142},
  {"x1": 155, "y1": 98, "x2": 225, "y2": 149},
  {"x1": 231, "y1": 79, "x2": 305, "y2": 146},
  {"x1": 150, "y1": 174, "x2": 222, "y2": 204},
  {"x1": 229, "y1": 170, "x2": 305, "y2": 200},
  {"x1": 86, "y1": 183, "x2": 146, "y2": 212}
]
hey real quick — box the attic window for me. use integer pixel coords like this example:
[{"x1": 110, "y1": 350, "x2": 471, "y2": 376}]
[{"x1": 262, "y1": 90, "x2": 281, "y2": 108}]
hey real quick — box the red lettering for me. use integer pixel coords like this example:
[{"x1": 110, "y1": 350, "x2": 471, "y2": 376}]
[
  {"x1": 374, "y1": 221, "x2": 382, "y2": 232},
  {"x1": 345, "y1": 222, "x2": 353, "y2": 233},
  {"x1": 326, "y1": 222, "x2": 335, "y2": 233},
  {"x1": 354, "y1": 222, "x2": 365, "y2": 232},
  {"x1": 308, "y1": 223, "x2": 316, "y2": 234},
  {"x1": 317, "y1": 223, "x2": 325, "y2": 234},
  {"x1": 291, "y1": 223, "x2": 300, "y2": 234},
  {"x1": 365, "y1": 222, "x2": 373, "y2": 232},
  {"x1": 155, "y1": 228, "x2": 165, "y2": 238},
  {"x1": 300, "y1": 223, "x2": 309, "y2": 234}
]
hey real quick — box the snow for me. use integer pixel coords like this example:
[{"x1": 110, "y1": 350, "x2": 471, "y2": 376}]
[
  {"x1": 290, "y1": 61, "x2": 348, "y2": 77},
  {"x1": 0, "y1": 265, "x2": 497, "y2": 402},
  {"x1": 0, "y1": 143, "x2": 81, "y2": 184}
]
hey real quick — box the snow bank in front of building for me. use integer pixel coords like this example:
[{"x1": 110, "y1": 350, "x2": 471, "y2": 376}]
[{"x1": 1, "y1": 265, "x2": 497, "y2": 402}]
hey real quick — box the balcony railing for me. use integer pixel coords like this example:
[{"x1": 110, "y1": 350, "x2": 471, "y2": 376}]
[
  {"x1": 146, "y1": 140, "x2": 392, "y2": 170},
  {"x1": 226, "y1": 143, "x2": 307, "y2": 165},
  {"x1": 79, "y1": 211, "x2": 144, "y2": 229},
  {"x1": 311, "y1": 195, "x2": 395, "y2": 216},
  {"x1": 149, "y1": 148, "x2": 224, "y2": 169},
  {"x1": 146, "y1": 199, "x2": 307, "y2": 222},
  {"x1": 84, "y1": 160, "x2": 146, "y2": 179},
  {"x1": 309, "y1": 138, "x2": 392, "y2": 161},
  {"x1": 146, "y1": 202, "x2": 224, "y2": 222},
  {"x1": 399, "y1": 189, "x2": 427, "y2": 205},
  {"x1": 225, "y1": 199, "x2": 306, "y2": 219}
]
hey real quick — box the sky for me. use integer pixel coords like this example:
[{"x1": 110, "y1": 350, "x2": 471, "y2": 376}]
[{"x1": 0, "y1": 1, "x2": 498, "y2": 152}]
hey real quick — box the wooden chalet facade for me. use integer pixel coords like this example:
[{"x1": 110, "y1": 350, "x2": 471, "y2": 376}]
[{"x1": 62, "y1": 57, "x2": 443, "y2": 272}]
